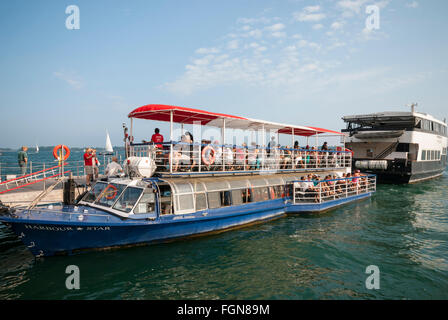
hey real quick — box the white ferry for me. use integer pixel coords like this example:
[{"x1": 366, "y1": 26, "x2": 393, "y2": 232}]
[{"x1": 342, "y1": 104, "x2": 448, "y2": 183}]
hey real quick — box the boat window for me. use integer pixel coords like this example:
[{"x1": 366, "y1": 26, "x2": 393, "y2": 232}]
[
  {"x1": 204, "y1": 180, "x2": 230, "y2": 192},
  {"x1": 134, "y1": 190, "x2": 156, "y2": 214},
  {"x1": 193, "y1": 181, "x2": 206, "y2": 192},
  {"x1": 207, "y1": 192, "x2": 221, "y2": 209},
  {"x1": 421, "y1": 150, "x2": 426, "y2": 161},
  {"x1": 159, "y1": 184, "x2": 173, "y2": 215},
  {"x1": 431, "y1": 150, "x2": 435, "y2": 160},
  {"x1": 228, "y1": 179, "x2": 249, "y2": 189},
  {"x1": 81, "y1": 182, "x2": 108, "y2": 203},
  {"x1": 113, "y1": 187, "x2": 143, "y2": 213},
  {"x1": 221, "y1": 191, "x2": 232, "y2": 206},
  {"x1": 231, "y1": 189, "x2": 244, "y2": 205},
  {"x1": 250, "y1": 179, "x2": 268, "y2": 187},
  {"x1": 265, "y1": 177, "x2": 284, "y2": 186},
  {"x1": 172, "y1": 182, "x2": 193, "y2": 194},
  {"x1": 175, "y1": 194, "x2": 195, "y2": 213},
  {"x1": 195, "y1": 193, "x2": 207, "y2": 211},
  {"x1": 95, "y1": 183, "x2": 127, "y2": 207}
]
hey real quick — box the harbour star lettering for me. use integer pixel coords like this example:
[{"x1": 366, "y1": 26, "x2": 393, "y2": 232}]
[{"x1": 177, "y1": 304, "x2": 211, "y2": 318}]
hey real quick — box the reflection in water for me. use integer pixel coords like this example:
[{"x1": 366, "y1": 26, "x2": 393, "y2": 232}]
[{"x1": 0, "y1": 172, "x2": 447, "y2": 299}]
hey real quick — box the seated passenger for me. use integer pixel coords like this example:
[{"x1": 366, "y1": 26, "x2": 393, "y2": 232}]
[{"x1": 247, "y1": 142, "x2": 258, "y2": 170}]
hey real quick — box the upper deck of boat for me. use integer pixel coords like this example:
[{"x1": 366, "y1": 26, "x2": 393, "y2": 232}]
[{"x1": 126, "y1": 104, "x2": 350, "y2": 179}]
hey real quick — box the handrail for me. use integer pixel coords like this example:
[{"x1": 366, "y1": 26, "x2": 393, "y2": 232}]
[
  {"x1": 0, "y1": 170, "x2": 71, "y2": 195},
  {"x1": 0, "y1": 163, "x2": 67, "y2": 185}
]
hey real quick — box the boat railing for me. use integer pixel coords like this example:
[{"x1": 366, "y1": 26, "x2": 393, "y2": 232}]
[
  {"x1": 290, "y1": 174, "x2": 376, "y2": 205},
  {"x1": 130, "y1": 141, "x2": 352, "y2": 175}
]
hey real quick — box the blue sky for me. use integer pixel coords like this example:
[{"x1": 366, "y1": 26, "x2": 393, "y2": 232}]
[{"x1": 0, "y1": 0, "x2": 447, "y2": 148}]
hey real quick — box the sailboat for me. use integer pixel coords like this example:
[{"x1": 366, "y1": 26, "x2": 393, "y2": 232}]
[
  {"x1": 35, "y1": 143, "x2": 39, "y2": 153},
  {"x1": 99, "y1": 131, "x2": 114, "y2": 155}
]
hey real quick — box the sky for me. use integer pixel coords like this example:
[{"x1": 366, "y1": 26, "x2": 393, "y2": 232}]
[{"x1": 0, "y1": 0, "x2": 447, "y2": 149}]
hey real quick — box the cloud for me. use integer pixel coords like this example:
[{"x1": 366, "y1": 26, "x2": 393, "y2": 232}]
[
  {"x1": 293, "y1": 6, "x2": 326, "y2": 22},
  {"x1": 336, "y1": 0, "x2": 368, "y2": 17},
  {"x1": 53, "y1": 71, "x2": 83, "y2": 89},
  {"x1": 312, "y1": 24, "x2": 324, "y2": 30},
  {"x1": 331, "y1": 21, "x2": 344, "y2": 30},
  {"x1": 265, "y1": 23, "x2": 285, "y2": 31},
  {"x1": 195, "y1": 47, "x2": 220, "y2": 54}
]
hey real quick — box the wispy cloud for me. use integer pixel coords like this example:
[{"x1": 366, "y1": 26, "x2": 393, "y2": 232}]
[
  {"x1": 53, "y1": 71, "x2": 84, "y2": 90},
  {"x1": 293, "y1": 6, "x2": 326, "y2": 22}
]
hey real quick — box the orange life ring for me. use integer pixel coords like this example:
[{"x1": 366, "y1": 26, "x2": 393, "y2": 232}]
[
  {"x1": 201, "y1": 145, "x2": 216, "y2": 166},
  {"x1": 53, "y1": 145, "x2": 70, "y2": 161},
  {"x1": 105, "y1": 185, "x2": 118, "y2": 200}
]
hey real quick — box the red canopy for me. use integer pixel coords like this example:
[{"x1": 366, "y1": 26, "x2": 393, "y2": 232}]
[
  {"x1": 128, "y1": 104, "x2": 342, "y2": 136},
  {"x1": 128, "y1": 104, "x2": 246, "y2": 125}
]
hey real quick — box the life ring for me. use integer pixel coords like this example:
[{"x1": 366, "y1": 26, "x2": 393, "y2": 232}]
[
  {"x1": 104, "y1": 185, "x2": 118, "y2": 200},
  {"x1": 201, "y1": 145, "x2": 216, "y2": 166},
  {"x1": 53, "y1": 145, "x2": 70, "y2": 161}
]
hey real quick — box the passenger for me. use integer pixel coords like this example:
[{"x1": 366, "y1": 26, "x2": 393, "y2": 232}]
[
  {"x1": 150, "y1": 128, "x2": 164, "y2": 148},
  {"x1": 172, "y1": 135, "x2": 189, "y2": 171},
  {"x1": 212, "y1": 140, "x2": 223, "y2": 170},
  {"x1": 83, "y1": 148, "x2": 94, "y2": 186},
  {"x1": 267, "y1": 136, "x2": 276, "y2": 156},
  {"x1": 105, "y1": 156, "x2": 123, "y2": 177},
  {"x1": 247, "y1": 142, "x2": 258, "y2": 170},
  {"x1": 17, "y1": 146, "x2": 28, "y2": 176},
  {"x1": 223, "y1": 144, "x2": 234, "y2": 170},
  {"x1": 235, "y1": 143, "x2": 247, "y2": 170},
  {"x1": 282, "y1": 146, "x2": 292, "y2": 169},
  {"x1": 321, "y1": 141, "x2": 328, "y2": 151}
]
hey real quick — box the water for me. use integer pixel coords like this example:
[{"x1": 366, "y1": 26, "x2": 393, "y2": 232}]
[{"x1": 0, "y1": 149, "x2": 447, "y2": 299}]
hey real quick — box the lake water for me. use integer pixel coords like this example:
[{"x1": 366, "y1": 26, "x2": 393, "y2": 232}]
[{"x1": 0, "y1": 149, "x2": 447, "y2": 299}]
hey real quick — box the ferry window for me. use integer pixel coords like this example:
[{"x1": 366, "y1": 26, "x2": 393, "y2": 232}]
[
  {"x1": 173, "y1": 182, "x2": 193, "y2": 194},
  {"x1": 261, "y1": 187, "x2": 270, "y2": 201},
  {"x1": 231, "y1": 190, "x2": 244, "y2": 205},
  {"x1": 176, "y1": 194, "x2": 194, "y2": 212},
  {"x1": 421, "y1": 150, "x2": 426, "y2": 161},
  {"x1": 134, "y1": 191, "x2": 155, "y2": 214},
  {"x1": 81, "y1": 182, "x2": 108, "y2": 203},
  {"x1": 274, "y1": 185, "x2": 284, "y2": 198},
  {"x1": 95, "y1": 183, "x2": 127, "y2": 207},
  {"x1": 269, "y1": 187, "x2": 276, "y2": 199},
  {"x1": 437, "y1": 151, "x2": 441, "y2": 159},
  {"x1": 431, "y1": 150, "x2": 435, "y2": 160},
  {"x1": 195, "y1": 193, "x2": 207, "y2": 211},
  {"x1": 220, "y1": 191, "x2": 232, "y2": 206},
  {"x1": 159, "y1": 184, "x2": 173, "y2": 215},
  {"x1": 207, "y1": 192, "x2": 221, "y2": 209},
  {"x1": 204, "y1": 181, "x2": 229, "y2": 192},
  {"x1": 113, "y1": 187, "x2": 143, "y2": 213},
  {"x1": 243, "y1": 188, "x2": 252, "y2": 203}
]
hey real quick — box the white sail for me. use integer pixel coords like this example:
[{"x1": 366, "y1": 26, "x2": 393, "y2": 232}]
[
  {"x1": 36, "y1": 144, "x2": 39, "y2": 153},
  {"x1": 105, "y1": 131, "x2": 113, "y2": 153}
]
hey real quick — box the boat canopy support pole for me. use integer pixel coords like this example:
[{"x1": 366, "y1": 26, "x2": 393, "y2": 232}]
[
  {"x1": 170, "y1": 110, "x2": 173, "y2": 174},
  {"x1": 291, "y1": 128, "x2": 295, "y2": 169},
  {"x1": 222, "y1": 119, "x2": 226, "y2": 171}
]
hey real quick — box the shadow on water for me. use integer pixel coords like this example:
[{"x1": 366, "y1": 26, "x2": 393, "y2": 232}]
[{"x1": 0, "y1": 171, "x2": 447, "y2": 299}]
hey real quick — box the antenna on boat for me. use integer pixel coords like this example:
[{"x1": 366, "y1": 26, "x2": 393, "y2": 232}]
[{"x1": 407, "y1": 103, "x2": 418, "y2": 113}]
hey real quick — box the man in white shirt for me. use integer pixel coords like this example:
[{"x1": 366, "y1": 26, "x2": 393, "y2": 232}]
[{"x1": 105, "y1": 157, "x2": 123, "y2": 177}]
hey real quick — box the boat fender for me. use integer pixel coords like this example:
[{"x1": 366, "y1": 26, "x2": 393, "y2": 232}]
[
  {"x1": 201, "y1": 145, "x2": 216, "y2": 166},
  {"x1": 53, "y1": 145, "x2": 71, "y2": 161}
]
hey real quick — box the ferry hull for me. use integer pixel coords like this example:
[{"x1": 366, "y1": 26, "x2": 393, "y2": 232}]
[
  {"x1": 357, "y1": 159, "x2": 446, "y2": 184},
  {"x1": 0, "y1": 202, "x2": 286, "y2": 257}
]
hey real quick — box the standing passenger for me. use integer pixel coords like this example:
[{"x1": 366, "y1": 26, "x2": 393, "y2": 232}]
[
  {"x1": 84, "y1": 148, "x2": 94, "y2": 186},
  {"x1": 17, "y1": 146, "x2": 28, "y2": 176}
]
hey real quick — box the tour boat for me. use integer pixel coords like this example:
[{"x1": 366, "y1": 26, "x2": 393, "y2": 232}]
[
  {"x1": 0, "y1": 104, "x2": 376, "y2": 257},
  {"x1": 342, "y1": 104, "x2": 448, "y2": 183}
]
